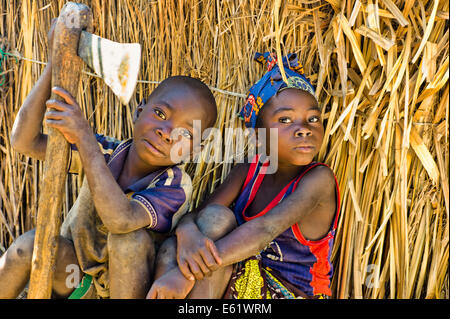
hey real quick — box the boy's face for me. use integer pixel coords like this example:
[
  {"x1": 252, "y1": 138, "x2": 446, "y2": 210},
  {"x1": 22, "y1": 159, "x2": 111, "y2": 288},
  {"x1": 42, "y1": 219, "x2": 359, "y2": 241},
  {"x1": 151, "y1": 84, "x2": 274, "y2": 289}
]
[
  {"x1": 259, "y1": 88, "x2": 324, "y2": 166},
  {"x1": 133, "y1": 87, "x2": 215, "y2": 167}
]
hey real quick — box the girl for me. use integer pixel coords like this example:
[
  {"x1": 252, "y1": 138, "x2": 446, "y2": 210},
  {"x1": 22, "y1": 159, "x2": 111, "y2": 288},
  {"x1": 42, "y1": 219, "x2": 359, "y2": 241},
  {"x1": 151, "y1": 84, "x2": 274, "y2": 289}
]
[{"x1": 148, "y1": 52, "x2": 340, "y2": 299}]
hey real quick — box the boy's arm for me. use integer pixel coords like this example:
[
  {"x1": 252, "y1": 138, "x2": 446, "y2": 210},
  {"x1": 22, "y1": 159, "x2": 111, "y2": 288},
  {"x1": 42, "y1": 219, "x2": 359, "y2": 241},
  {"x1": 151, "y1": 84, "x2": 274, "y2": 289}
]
[
  {"x1": 214, "y1": 165, "x2": 337, "y2": 267},
  {"x1": 76, "y1": 132, "x2": 151, "y2": 234},
  {"x1": 10, "y1": 63, "x2": 51, "y2": 160},
  {"x1": 46, "y1": 88, "x2": 151, "y2": 234},
  {"x1": 10, "y1": 19, "x2": 56, "y2": 160}
]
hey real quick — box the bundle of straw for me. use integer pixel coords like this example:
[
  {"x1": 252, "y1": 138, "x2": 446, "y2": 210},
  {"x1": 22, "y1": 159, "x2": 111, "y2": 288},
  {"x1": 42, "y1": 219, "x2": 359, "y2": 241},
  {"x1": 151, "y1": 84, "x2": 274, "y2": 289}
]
[{"x1": 0, "y1": 0, "x2": 448, "y2": 298}]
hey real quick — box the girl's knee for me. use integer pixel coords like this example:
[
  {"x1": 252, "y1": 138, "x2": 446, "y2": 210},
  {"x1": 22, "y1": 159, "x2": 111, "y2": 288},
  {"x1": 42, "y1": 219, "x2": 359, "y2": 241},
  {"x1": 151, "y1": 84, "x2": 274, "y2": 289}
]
[
  {"x1": 158, "y1": 236, "x2": 176, "y2": 257},
  {"x1": 196, "y1": 204, "x2": 237, "y2": 240},
  {"x1": 154, "y1": 236, "x2": 177, "y2": 279}
]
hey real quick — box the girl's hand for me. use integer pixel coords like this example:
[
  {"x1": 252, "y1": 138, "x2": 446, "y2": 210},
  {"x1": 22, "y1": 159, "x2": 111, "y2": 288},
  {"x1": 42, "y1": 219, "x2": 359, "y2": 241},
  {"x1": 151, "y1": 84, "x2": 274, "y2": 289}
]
[
  {"x1": 45, "y1": 87, "x2": 91, "y2": 145},
  {"x1": 176, "y1": 224, "x2": 222, "y2": 281},
  {"x1": 147, "y1": 268, "x2": 195, "y2": 299}
]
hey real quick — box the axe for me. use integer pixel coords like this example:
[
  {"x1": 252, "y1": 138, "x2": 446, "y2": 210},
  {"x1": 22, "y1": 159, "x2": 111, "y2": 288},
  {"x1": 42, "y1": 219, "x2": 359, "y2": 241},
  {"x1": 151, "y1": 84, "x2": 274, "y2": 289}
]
[{"x1": 28, "y1": 2, "x2": 141, "y2": 299}]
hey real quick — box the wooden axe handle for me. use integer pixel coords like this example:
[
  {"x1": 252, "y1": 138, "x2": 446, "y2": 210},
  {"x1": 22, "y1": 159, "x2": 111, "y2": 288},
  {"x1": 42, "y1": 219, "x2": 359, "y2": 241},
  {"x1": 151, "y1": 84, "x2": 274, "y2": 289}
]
[{"x1": 28, "y1": 2, "x2": 92, "y2": 299}]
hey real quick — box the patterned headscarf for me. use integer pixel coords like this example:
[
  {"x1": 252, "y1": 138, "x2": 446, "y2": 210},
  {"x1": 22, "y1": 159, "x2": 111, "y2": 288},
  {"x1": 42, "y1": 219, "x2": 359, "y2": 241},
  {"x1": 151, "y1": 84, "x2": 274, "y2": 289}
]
[{"x1": 239, "y1": 52, "x2": 316, "y2": 128}]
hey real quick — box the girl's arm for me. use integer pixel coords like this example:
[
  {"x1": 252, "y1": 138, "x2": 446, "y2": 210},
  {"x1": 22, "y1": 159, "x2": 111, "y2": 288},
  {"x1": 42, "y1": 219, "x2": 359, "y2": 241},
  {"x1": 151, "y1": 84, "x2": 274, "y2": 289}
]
[
  {"x1": 214, "y1": 165, "x2": 337, "y2": 266},
  {"x1": 148, "y1": 165, "x2": 337, "y2": 299},
  {"x1": 175, "y1": 162, "x2": 249, "y2": 280}
]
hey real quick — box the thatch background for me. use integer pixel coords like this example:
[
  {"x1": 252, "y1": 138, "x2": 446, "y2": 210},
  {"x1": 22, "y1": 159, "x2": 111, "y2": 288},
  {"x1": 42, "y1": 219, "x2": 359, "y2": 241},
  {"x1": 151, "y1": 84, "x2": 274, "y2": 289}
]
[{"x1": 0, "y1": 0, "x2": 448, "y2": 298}]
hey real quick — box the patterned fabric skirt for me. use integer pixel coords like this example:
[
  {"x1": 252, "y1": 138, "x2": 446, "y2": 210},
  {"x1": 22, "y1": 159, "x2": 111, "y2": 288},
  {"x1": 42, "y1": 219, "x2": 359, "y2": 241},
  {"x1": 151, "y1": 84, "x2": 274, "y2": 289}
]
[{"x1": 223, "y1": 257, "x2": 327, "y2": 299}]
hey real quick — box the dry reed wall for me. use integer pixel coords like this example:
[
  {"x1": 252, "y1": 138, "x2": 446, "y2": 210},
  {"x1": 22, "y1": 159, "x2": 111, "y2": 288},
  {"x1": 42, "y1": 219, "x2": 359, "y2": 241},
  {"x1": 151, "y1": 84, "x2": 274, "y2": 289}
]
[{"x1": 0, "y1": 0, "x2": 448, "y2": 298}]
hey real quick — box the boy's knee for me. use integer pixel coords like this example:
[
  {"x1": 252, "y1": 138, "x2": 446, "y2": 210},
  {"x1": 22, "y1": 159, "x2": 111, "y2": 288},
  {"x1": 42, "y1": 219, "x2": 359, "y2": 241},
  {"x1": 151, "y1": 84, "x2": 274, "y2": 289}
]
[
  {"x1": 107, "y1": 229, "x2": 155, "y2": 259},
  {"x1": 8, "y1": 229, "x2": 36, "y2": 264},
  {"x1": 196, "y1": 204, "x2": 236, "y2": 240}
]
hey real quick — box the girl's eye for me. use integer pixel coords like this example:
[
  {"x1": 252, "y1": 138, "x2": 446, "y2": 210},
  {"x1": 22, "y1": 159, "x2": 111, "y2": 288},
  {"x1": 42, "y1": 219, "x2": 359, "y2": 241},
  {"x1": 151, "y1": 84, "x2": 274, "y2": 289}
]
[
  {"x1": 154, "y1": 108, "x2": 166, "y2": 120},
  {"x1": 309, "y1": 116, "x2": 320, "y2": 123},
  {"x1": 279, "y1": 117, "x2": 292, "y2": 124}
]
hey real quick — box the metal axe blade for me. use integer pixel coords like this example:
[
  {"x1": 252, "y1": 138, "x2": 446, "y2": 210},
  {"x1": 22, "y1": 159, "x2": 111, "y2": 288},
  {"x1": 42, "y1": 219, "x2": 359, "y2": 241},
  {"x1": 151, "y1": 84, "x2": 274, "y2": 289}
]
[{"x1": 77, "y1": 31, "x2": 141, "y2": 105}]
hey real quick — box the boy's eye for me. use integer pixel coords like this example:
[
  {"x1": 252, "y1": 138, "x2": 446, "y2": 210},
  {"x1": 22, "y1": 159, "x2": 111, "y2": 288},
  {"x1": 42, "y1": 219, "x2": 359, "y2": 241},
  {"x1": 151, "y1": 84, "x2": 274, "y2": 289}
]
[
  {"x1": 172, "y1": 128, "x2": 193, "y2": 140},
  {"x1": 279, "y1": 117, "x2": 292, "y2": 124},
  {"x1": 309, "y1": 115, "x2": 320, "y2": 123},
  {"x1": 180, "y1": 128, "x2": 192, "y2": 140},
  {"x1": 154, "y1": 108, "x2": 166, "y2": 120}
]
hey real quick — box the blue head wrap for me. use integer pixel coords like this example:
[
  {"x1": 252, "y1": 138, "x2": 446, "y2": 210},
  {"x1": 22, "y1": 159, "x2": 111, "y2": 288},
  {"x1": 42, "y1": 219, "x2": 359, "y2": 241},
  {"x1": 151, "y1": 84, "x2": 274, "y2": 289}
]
[{"x1": 239, "y1": 52, "x2": 316, "y2": 128}]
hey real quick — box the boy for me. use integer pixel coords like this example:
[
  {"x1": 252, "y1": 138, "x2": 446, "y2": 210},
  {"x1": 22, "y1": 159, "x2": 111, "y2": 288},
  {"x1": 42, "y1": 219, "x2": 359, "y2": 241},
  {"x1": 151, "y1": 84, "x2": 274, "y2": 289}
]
[
  {"x1": 148, "y1": 52, "x2": 340, "y2": 299},
  {"x1": 0, "y1": 22, "x2": 217, "y2": 299}
]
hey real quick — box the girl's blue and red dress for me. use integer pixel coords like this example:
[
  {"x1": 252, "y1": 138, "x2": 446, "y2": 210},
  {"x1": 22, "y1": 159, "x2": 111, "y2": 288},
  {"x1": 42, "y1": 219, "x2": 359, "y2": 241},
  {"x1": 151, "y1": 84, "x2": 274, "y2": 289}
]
[{"x1": 224, "y1": 155, "x2": 341, "y2": 299}]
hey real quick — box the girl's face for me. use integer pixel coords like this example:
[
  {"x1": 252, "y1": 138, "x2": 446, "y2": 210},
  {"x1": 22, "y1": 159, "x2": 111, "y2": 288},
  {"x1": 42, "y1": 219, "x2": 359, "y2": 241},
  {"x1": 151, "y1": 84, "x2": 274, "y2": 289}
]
[{"x1": 258, "y1": 88, "x2": 324, "y2": 167}]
